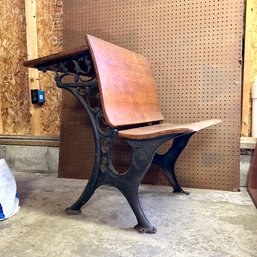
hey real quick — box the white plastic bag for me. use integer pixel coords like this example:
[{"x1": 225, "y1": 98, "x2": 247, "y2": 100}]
[{"x1": 0, "y1": 159, "x2": 20, "y2": 220}]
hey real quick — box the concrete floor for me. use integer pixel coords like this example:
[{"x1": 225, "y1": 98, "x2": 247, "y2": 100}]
[{"x1": 1, "y1": 172, "x2": 257, "y2": 257}]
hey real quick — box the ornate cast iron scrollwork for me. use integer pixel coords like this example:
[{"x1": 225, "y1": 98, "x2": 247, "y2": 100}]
[
  {"x1": 39, "y1": 50, "x2": 118, "y2": 181},
  {"x1": 40, "y1": 49, "x2": 95, "y2": 85}
]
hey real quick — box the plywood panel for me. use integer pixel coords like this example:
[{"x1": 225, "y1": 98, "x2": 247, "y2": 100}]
[
  {"x1": 37, "y1": 0, "x2": 63, "y2": 135},
  {"x1": 0, "y1": 0, "x2": 63, "y2": 136},
  {"x1": 25, "y1": 0, "x2": 41, "y2": 135},
  {"x1": 0, "y1": 0, "x2": 31, "y2": 134},
  {"x1": 58, "y1": 90, "x2": 95, "y2": 179},
  {"x1": 242, "y1": 0, "x2": 257, "y2": 137},
  {"x1": 61, "y1": 0, "x2": 244, "y2": 190}
]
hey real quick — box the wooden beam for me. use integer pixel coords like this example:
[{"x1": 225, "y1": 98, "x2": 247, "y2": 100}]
[
  {"x1": 0, "y1": 135, "x2": 60, "y2": 147},
  {"x1": 242, "y1": 0, "x2": 255, "y2": 137},
  {"x1": 0, "y1": 91, "x2": 3, "y2": 134},
  {"x1": 25, "y1": 0, "x2": 41, "y2": 135}
]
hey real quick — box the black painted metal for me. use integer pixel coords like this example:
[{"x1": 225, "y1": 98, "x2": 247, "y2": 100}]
[
  {"x1": 153, "y1": 133, "x2": 194, "y2": 195},
  {"x1": 39, "y1": 52, "x2": 193, "y2": 234}
]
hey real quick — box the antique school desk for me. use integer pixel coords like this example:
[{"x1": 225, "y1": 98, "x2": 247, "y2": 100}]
[{"x1": 24, "y1": 35, "x2": 221, "y2": 233}]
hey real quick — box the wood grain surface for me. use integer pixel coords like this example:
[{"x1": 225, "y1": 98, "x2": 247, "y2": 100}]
[
  {"x1": 248, "y1": 144, "x2": 257, "y2": 207},
  {"x1": 118, "y1": 119, "x2": 222, "y2": 139},
  {"x1": 86, "y1": 34, "x2": 164, "y2": 127},
  {"x1": 24, "y1": 45, "x2": 87, "y2": 68}
]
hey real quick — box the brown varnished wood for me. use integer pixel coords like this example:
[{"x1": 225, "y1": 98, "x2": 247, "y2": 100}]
[
  {"x1": 248, "y1": 144, "x2": 257, "y2": 208},
  {"x1": 24, "y1": 35, "x2": 221, "y2": 141},
  {"x1": 118, "y1": 119, "x2": 222, "y2": 140},
  {"x1": 248, "y1": 189, "x2": 257, "y2": 208},
  {"x1": 248, "y1": 144, "x2": 257, "y2": 189},
  {"x1": 86, "y1": 34, "x2": 164, "y2": 128},
  {"x1": 23, "y1": 45, "x2": 87, "y2": 68}
]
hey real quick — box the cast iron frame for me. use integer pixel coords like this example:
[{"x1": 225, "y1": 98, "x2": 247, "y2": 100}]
[{"x1": 39, "y1": 50, "x2": 194, "y2": 233}]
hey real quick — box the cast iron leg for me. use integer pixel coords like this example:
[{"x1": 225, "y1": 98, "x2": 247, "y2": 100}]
[
  {"x1": 153, "y1": 133, "x2": 194, "y2": 195},
  {"x1": 121, "y1": 186, "x2": 156, "y2": 233},
  {"x1": 65, "y1": 176, "x2": 98, "y2": 215},
  {"x1": 65, "y1": 158, "x2": 102, "y2": 215},
  {"x1": 114, "y1": 139, "x2": 167, "y2": 233}
]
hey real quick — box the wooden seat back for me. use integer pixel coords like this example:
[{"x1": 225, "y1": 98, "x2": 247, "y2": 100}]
[{"x1": 86, "y1": 35, "x2": 164, "y2": 128}]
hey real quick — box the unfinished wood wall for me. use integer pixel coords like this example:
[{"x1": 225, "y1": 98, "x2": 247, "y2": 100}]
[
  {"x1": 0, "y1": 0, "x2": 63, "y2": 136},
  {"x1": 0, "y1": 0, "x2": 31, "y2": 134},
  {"x1": 36, "y1": 0, "x2": 63, "y2": 135},
  {"x1": 242, "y1": 0, "x2": 257, "y2": 137}
]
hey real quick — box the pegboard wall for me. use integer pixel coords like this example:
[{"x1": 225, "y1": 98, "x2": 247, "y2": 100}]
[{"x1": 60, "y1": 0, "x2": 244, "y2": 190}]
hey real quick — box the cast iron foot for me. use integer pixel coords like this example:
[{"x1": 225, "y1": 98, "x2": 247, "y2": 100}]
[
  {"x1": 173, "y1": 188, "x2": 190, "y2": 195},
  {"x1": 134, "y1": 224, "x2": 157, "y2": 234},
  {"x1": 65, "y1": 207, "x2": 82, "y2": 215}
]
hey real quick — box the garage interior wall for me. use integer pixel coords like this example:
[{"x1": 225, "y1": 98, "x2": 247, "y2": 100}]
[{"x1": 0, "y1": 0, "x2": 62, "y2": 135}]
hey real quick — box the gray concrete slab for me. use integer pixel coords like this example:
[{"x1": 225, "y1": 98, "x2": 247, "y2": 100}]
[
  {"x1": 1, "y1": 172, "x2": 257, "y2": 257},
  {"x1": 5, "y1": 146, "x2": 49, "y2": 172},
  {"x1": 0, "y1": 145, "x2": 6, "y2": 159},
  {"x1": 240, "y1": 153, "x2": 253, "y2": 187},
  {"x1": 46, "y1": 147, "x2": 59, "y2": 173}
]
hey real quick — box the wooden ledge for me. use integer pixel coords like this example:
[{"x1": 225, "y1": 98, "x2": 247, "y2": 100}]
[
  {"x1": 0, "y1": 135, "x2": 60, "y2": 147},
  {"x1": 23, "y1": 45, "x2": 87, "y2": 68},
  {"x1": 240, "y1": 137, "x2": 257, "y2": 149}
]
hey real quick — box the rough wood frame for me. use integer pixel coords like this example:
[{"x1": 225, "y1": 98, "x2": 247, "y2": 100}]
[{"x1": 25, "y1": 0, "x2": 41, "y2": 134}]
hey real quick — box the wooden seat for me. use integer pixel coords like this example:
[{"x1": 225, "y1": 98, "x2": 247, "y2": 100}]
[
  {"x1": 24, "y1": 34, "x2": 222, "y2": 234},
  {"x1": 118, "y1": 120, "x2": 221, "y2": 139}
]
